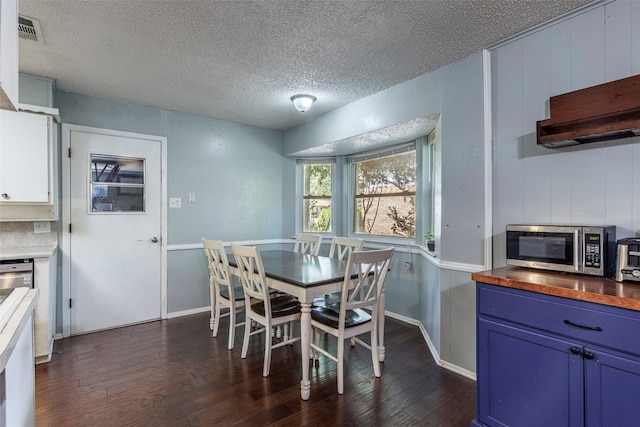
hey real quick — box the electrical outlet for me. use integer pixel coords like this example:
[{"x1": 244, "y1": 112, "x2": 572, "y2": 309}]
[
  {"x1": 34, "y1": 221, "x2": 51, "y2": 233},
  {"x1": 169, "y1": 197, "x2": 181, "y2": 208},
  {"x1": 188, "y1": 192, "x2": 196, "y2": 203}
]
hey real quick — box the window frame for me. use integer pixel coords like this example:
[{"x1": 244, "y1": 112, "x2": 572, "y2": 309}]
[
  {"x1": 348, "y1": 142, "x2": 418, "y2": 242},
  {"x1": 296, "y1": 158, "x2": 335, "y2": 234}
]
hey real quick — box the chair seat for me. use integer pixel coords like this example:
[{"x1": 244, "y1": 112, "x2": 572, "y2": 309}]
[
  {"x1": 220, "y1": 287, "x2": 245, "y2": 301},
  {"x1": 312, "y1": 292, "x2": 341, "y2": 308},
  {"x1": 252, "y1": 295, "x2": 300, "y2": 317},
  {"x1": 311, "y1": 305, "x2": 371, "y2": 329}
]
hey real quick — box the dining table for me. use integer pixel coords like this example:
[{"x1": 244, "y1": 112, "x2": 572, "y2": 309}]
[{"x1": 227, "y1": 249, "x2": 386, "y2": 400}]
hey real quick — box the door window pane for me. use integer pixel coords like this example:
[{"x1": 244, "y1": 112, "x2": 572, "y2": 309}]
[{"x1": 89, "y1": 154, "x2": 145, "y2": 213}]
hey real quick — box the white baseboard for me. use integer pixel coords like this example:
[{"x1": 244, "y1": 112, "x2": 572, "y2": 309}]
[
  {"x1": 440, "y1": 360, "x2": 477, "y2": 381},
  {"x1": 167, "y1": 306, "x2": 210, "y2": 319},
  {"x1": 385, "y1": 310, "x2": 476, "y2": 381}
]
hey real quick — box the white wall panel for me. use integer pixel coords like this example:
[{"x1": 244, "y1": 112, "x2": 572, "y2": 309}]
[
  {"x1": 491, "y1": 0, "x2": 640, "y2": 267},
  {"x1": 570, "y1": 8, "x2": 606, "y2": 90},
  {"x1": 633, "y1": 141, "x2": 640, "y2": 234},
  {"x1": 548, "y1": 19, "x2": 572, "y2": 97},
  {"x1": 492, "y1": 40, "x2": 523, "y2": 140},
  {"x1": 633, "y1": 1, "x2": 640, "y2": 73},
  {"x1": 605, "y1": 142, "x2": 634, "y2": 232},
  {"x1": 571, "y1": 146, "x2": 607, "y2": 224},
  {"x1": 549, "y1": 150, "x2": 574, "y2": 224},
  {"x1": 522, "y1": 29, "x2": 550, "y2": 135},
  {"x1": 605, "y1": 0, "x2": 633, "y2": 80}
]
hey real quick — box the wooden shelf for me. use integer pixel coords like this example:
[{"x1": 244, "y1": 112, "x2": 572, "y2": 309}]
[{"x1": 537, "y1": 74, "x2": 640, "y2": 148}]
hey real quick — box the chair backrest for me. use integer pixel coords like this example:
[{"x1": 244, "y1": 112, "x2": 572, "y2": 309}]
[
  {"x1": 339, "y1": 248, "x2": 394, "y2": 318},
  {"x1": 202, "y1": 238, "x2": 234, "y2": 296},
  {"x1": 329, "y1": 236, "x2": 364, "y2": 260},
  {"x1": 230, "y1": 243, "x2": 270, "y2": 310},
  {"x1": 293, "y1": 233, "x2": 323, "y2": 256}
]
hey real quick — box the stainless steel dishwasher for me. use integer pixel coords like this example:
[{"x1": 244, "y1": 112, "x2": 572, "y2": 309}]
[{"x1": 0, "y1": 258, "x2": 34, "y2": 289}]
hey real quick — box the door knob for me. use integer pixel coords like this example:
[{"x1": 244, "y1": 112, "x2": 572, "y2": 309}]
[{"x1": 151, "y1": 237, "x2": 159, "y2": 243}]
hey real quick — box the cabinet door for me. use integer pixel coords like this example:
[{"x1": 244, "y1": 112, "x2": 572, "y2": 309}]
[
  {"x1": 584, "y1": 347, "x2": 640, "y2": 427},
  {"x1": 0, "y1": 110, "x2": 50, "y2": 202},
  {"x1": 477, "y1": 318, "x2": 585, "y2": 427}
]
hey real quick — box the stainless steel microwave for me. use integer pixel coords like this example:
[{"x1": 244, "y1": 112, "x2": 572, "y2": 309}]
[{"x1": 506, "y1": 224, "x2": 616, "y2": 277}]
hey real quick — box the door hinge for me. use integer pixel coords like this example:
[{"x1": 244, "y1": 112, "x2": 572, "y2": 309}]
[
  {"x1": 69, "y1": 223, "x2": 72, "y2": 233},
  {"x1": 69, "y1": 298, "x2": 72, "y2": 308},
  {"x1": 68, "y1": 148, "x2": 71, "y2": 158}
]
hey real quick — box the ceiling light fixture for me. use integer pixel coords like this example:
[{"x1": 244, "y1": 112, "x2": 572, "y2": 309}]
[{"x1": 290, "y1": 94, "x2": 316, "y2": 113}]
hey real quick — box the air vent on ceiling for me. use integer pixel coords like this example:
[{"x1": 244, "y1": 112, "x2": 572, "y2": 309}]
[{"x1": 18, "y1": 15, "x2": 44, "y2": 44}]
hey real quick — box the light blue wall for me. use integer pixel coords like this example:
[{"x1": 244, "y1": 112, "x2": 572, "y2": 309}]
[
  {"x1": 491, "y1": 0, "x2": 640, "y2": 266},
  {"x1": 281, "y1": 52, "x2": 486, "y2": 372},
  {"x1": 54, "y1": 91, "x2": 286, "y2": 313}
]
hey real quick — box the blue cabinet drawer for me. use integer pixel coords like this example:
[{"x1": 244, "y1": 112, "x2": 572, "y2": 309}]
[{"x1": 478, "y1": 283, "x2": 640, "y2": 357}]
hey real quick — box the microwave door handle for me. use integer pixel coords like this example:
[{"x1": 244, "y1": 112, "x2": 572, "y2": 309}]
[{"x1": 574, "y1": 230, "x2": 580, "y2": 272}]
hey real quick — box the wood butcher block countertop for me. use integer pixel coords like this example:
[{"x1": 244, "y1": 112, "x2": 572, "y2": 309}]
[{"x1": 472, "y1": 266, "x2": 640, "y2": 312}]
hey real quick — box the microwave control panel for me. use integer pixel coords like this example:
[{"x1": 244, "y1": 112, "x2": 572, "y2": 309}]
[{"x1": 584, "y1": 233, "x2": 602, "y2": 268}]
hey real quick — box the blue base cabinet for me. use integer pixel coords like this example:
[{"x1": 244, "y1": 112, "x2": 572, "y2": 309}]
[{"x1": 473, "y1": 282, "x2": 640, "y2": 427}]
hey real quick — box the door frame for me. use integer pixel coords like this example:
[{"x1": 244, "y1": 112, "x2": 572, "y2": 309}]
[{"x1": 61, "y1": 124, "x2": 168, "y2": 337}]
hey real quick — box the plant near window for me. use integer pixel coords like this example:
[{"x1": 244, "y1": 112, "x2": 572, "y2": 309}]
[{"x1": 425, "y1": 231, "x2": 435, "y2": 251}]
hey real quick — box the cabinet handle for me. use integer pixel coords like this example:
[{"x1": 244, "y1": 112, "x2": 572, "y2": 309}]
[
  {"x1": 583, "y1": 351, "x2": 595, "y2": 360},
  {"x1": 569, "y1": 346, "x2": 582, "y2": 355},
  {"x1": 1, "y1": 193, "x2": 8, "y2": 199},
  {"x1": 563, "y1": 319, "x2": 603, "y2": 332}
]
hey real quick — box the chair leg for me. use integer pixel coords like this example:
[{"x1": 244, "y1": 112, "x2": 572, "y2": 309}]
[
  {"x1": 337, "y1": 337, "x2": 345, "y2": 394},
  {"x1": 212, "y1": 303, "x2": 221, "y2": 338},
  {"x1": 241, "y1": 317, "x2": 251, "y2": 359},
  {"x1": 263, "y1": 330, "x2": 272, "y2": 377},
  {"x1": 371, "y1": 328, "x2": 381, "y2": 377},
  {"x1": 283, "y1": 323, "x2": 289, "y2": 342},
  {"x1": 227, "y1": 308, "x2": 235, "y2": 350}
]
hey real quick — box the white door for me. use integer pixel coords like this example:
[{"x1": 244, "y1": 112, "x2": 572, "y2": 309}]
[{"x1": 69, "y1": 129, "x2": 162, "y2": 334}]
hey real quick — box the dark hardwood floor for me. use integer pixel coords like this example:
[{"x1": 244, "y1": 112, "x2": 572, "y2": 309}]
[{"x1": 35, "y1": 312, "x2": 476, "y2": 426}]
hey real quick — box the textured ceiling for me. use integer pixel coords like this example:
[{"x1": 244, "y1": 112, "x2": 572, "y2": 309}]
[{"x1": 18, "y1": 0, "x2": 595, "y2": 131}]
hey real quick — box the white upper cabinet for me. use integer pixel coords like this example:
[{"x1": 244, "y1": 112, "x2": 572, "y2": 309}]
[
  {"x1": 0, "y1": 0, "x2": 19, "y2": 110},
  {"x1": 0, "y1": 110, "x2": 51, "y2": 203}
]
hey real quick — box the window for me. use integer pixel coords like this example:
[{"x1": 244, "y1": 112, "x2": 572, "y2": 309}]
[
  {"x1": 299, "y1": 159, "x2": 333, "y2": 233},
  {"x1": 351, "y1": 143, "x2": 416, "y2": 238},
  {"x1": 89, "y1": 154, "x2": 146, "y2": 213}
]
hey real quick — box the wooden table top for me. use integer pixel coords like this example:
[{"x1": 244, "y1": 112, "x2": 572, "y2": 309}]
[
  {"x1": 228, "y1": 250, "x2": 349, "y2": 288},
  {"x1": 472, "y1": 266, "x2": 640, "y2": 312}
]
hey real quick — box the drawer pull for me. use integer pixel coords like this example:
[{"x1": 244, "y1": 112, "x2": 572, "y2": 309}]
[
  {"x1": 583, "y1": 351, "x2": 595, "y2": 360},
  {"x1": 570, "y1": 346, "x2": 582, "y2": 355},
  {"x1": 564, "y1": 319, "x2": 603, "y2": 332}
]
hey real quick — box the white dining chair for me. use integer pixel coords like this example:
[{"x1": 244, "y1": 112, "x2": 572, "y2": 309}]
[
  {"x1": 329, "y1": 236, "x2": 364, "y2": 260},
  {"x1": 202, "y1": 238, "x2": 245, "y2": 350},
  {"x1": 293, "y1": 233, "x2": 323, "y2": 256},
  {"x1": 310, "y1": 247, "x2": 394, "y2": 394},
  {"x1": 231, "y1": 243, "x2": 302, "y2": 377},
  {"x1": 315, "y1": 236, "x2": 364, "y2": 308}
]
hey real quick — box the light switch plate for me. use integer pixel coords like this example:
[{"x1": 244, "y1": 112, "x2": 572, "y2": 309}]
[
  {"x1": 169, "y1": 197, "x2": 181, "y2": 208},
  {"x1": 34, "y1": 221, "x2": 51, "y2": 234}
]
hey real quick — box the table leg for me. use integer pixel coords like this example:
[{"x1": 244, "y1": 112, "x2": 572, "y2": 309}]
[
  {"x1": 378, "y1": 289, "x2": 386, "y2": 363},
  {"x1": 300, "y1": 302, "x2": 311, "y2": 400}
]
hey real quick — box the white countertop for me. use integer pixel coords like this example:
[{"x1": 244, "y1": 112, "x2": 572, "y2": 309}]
[
  {"x1": 0, "y1": 288, "x2": 39, "y2": 372},
  {"x1": 0, "y1": 245, "x2": 57, "y2": 260}
]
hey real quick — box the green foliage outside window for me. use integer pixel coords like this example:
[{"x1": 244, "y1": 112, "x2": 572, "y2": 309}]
[
  {"x1": 303, "y1": 163, "x2": 332, "y2": 232},
  {"x1": 354, "y1": 150, "x2": 416, "y2": 238}
]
